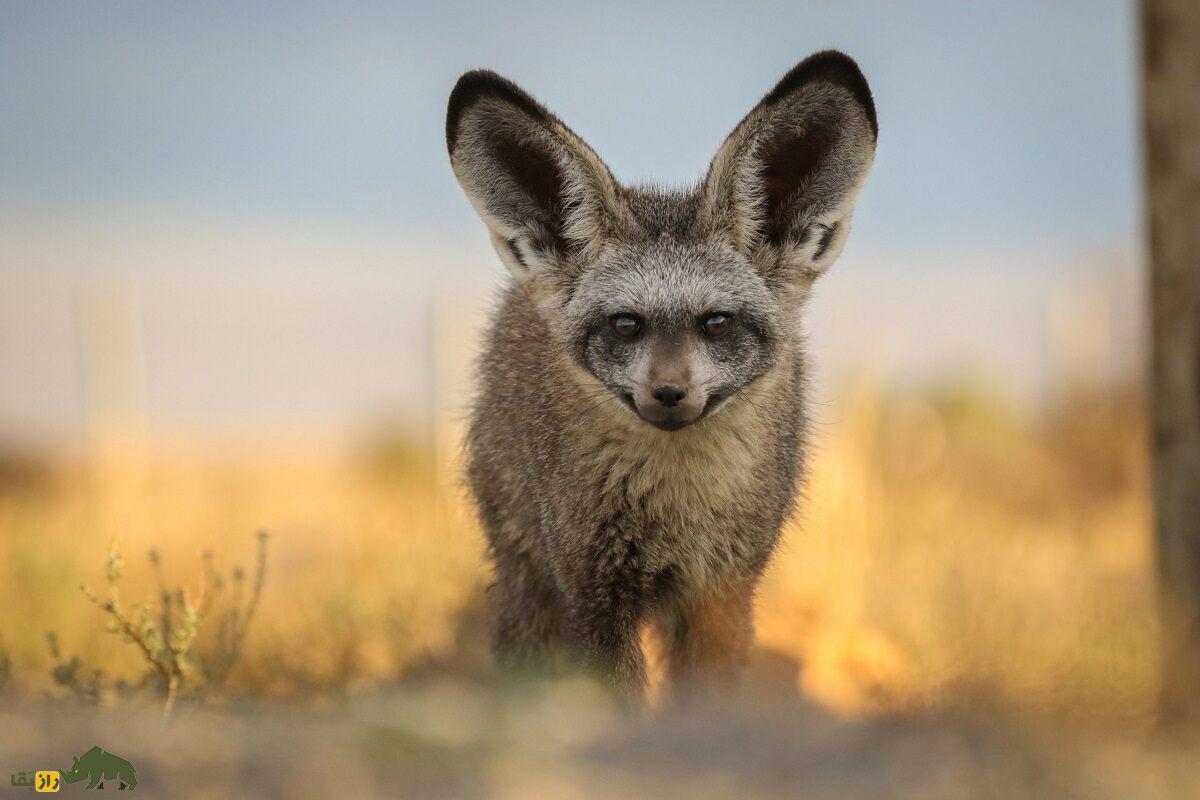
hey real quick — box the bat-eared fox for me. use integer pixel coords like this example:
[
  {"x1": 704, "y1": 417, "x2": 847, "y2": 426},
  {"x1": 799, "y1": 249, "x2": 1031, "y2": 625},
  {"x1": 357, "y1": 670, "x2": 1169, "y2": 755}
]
[{"x1": 446, "y1": 51, "x2": 877, "y2": 705}]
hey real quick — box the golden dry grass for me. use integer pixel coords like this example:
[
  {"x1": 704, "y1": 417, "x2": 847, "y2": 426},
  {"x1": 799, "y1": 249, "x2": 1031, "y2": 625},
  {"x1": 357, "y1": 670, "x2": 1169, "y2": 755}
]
[
  {"x1": 759, "y1": 382, "x2": 1156, "y2": 719},
  {"x1": 0, "y1": 381, "x2": 1156, "y2": 722}
]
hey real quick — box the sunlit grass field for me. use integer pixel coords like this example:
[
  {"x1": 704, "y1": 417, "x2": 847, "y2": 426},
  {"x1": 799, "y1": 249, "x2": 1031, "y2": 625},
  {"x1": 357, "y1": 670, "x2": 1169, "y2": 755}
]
[{"x1": 0, "y1": 381, "x2": 1156, "y2": 724}]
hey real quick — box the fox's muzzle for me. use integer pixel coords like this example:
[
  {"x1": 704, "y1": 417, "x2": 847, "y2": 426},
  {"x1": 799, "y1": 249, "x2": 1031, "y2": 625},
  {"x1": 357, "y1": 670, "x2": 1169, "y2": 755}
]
[{"x1": 626, "y1": 335, "x2": 714, "y2": 430}]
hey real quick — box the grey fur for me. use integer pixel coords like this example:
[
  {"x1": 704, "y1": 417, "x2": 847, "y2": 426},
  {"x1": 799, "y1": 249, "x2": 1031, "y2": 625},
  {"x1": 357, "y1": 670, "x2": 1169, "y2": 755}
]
[{"x1": 446, "y1": 51, "x2": 877, "y2": 704}]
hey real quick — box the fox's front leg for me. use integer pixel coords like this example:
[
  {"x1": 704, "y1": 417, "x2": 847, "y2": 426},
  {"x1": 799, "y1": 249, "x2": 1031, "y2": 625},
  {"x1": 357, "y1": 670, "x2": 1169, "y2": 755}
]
[
  {"x1": 489, "y1": 548, "x2": 566, "y2": 669},
  {"x1": 571, "y1": 601, "x2": 646, "y2": 705},
  {"x1": 659, "y1": 580, "x2": 755, "y2": 706},
  {"x1": 562, "y1": 524, "x2": 651, "y2": 705}
]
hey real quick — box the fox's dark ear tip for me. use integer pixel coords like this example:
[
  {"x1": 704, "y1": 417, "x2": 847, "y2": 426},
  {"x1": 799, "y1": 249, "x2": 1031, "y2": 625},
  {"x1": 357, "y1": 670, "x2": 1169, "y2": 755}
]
[
  {"x1": 446, "y1": 69, "x2": 547, "y2": 153},
  {"x1": 765, "y1": 50, "x2": 878, "y2": 138},
  {"x1": 446, "y1": 70, "x2": 506, "y2": 153}
]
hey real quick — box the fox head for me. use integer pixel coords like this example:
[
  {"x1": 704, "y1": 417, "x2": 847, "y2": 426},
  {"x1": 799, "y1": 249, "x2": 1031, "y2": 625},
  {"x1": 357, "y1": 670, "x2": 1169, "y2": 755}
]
[{"x1": 446, "y1": 52, "x2": 877, "y2": 431}]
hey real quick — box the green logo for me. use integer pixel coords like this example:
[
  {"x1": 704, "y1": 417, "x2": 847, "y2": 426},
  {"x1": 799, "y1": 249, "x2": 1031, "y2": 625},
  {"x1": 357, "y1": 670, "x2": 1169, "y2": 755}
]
[{"x1": 60, "y1": 747, "x2": 136, "y2": 791}]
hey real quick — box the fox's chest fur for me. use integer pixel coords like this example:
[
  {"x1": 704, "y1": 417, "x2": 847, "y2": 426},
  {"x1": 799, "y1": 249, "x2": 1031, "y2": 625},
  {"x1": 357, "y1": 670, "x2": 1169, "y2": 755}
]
[
  {"x1": 566, "y1": 371, "x2": 795, "y2": 592},
  {"x1": 469, "y1": 287, "x2": 804, "y2": 606}
]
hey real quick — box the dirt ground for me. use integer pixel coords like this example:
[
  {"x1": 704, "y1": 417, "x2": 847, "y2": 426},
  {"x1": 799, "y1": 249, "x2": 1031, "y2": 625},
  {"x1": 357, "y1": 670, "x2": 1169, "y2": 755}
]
[{"x1": 2, "y1": 677, "x2": 1197, "y2": 800}]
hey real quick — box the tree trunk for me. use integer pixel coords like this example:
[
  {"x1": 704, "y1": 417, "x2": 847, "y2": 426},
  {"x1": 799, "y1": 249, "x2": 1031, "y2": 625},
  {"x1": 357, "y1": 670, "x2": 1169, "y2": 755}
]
[{"x1": 1141, "y1": 0, "x2": 1200, "y2": 723}]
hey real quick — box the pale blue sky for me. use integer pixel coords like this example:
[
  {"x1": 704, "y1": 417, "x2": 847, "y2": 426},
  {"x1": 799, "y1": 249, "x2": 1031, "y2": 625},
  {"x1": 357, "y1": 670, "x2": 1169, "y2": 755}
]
[
  {"x1": 2, "y1": 0, "x2": 1139, "y2": 243},
  {"x1": 0, "y1": 1, "x2": 1143, "y2": 445}
]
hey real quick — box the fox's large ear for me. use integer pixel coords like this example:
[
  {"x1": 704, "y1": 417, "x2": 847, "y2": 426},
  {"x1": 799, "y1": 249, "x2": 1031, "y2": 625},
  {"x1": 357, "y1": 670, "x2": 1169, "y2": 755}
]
[
  {"x1": 704, "y1": 51, "x2": 877, "y2": 284},
  {"x1": 446, "y1": 70, "x2": 623, "y2": 294}
]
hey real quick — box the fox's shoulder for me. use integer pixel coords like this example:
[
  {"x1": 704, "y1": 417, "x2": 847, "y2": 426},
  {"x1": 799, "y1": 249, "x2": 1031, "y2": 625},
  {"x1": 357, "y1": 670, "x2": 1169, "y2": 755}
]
[{"x1": 478, "y1": 283, "x2": 551, "y2": 374}]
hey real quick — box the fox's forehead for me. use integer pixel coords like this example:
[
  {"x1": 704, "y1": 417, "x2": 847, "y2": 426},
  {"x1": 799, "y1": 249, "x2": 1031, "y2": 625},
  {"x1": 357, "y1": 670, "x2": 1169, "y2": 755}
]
[
  {"x1": 575, "y1": 238, "x2": 776, "y2": 322},
  {"x1": 620, "y1": 185, "x2": 706, "y2": 240}
]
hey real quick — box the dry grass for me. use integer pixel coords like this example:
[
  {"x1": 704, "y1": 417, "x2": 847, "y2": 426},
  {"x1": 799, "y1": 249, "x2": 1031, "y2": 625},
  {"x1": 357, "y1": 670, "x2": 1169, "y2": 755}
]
[
  {"x1": 759, "y1": 382, "x2": 1156, "y2": 720},
  {"x1": 0, "y1": 381, "x2": 1156, "y2": 724}
]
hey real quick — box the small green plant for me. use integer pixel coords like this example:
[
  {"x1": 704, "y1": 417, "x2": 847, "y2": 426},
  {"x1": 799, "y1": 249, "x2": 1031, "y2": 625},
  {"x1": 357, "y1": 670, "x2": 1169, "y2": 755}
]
[
  {"x1": 45, "y1": 632, "x2": 103, "y2": 704},
  {"x1": 64, "y1": 530, "x2": 269, "y2": 717}
]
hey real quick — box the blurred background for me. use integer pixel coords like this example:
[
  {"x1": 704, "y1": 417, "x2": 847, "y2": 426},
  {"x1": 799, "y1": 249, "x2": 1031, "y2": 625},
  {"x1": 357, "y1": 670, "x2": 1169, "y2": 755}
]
[
  {"x1": 3, "y1": 1, "x2": 1188, "y2": 797},
  {"x1": 1, "y1": 0, "x2": 1144, "y2": 449}
]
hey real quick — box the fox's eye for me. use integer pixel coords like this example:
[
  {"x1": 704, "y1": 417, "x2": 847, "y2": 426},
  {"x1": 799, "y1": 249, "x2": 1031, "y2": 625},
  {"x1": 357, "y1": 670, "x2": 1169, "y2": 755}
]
[
  {"x1": 702, "y1": 313, "x2": 732, "y2": 337},
  {"x1": 611, "y1": 315, "x2": 641, "y2": 337}
]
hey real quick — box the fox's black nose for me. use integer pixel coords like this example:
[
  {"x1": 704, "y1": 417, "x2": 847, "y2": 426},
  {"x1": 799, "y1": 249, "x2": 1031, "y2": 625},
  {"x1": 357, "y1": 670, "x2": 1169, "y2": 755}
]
[{"x1": 652, "y1": 385, "x2": 687, "y2": 407}]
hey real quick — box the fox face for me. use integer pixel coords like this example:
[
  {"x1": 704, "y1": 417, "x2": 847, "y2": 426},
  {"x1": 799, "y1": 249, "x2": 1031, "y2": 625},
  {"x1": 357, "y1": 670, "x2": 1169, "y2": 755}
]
[
  {"x1": 447, "y1": 53, "x2": 877, "y2": 432},
  {"x1": 560, "y1": 236, "x2": 781, "y2": 429}
]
